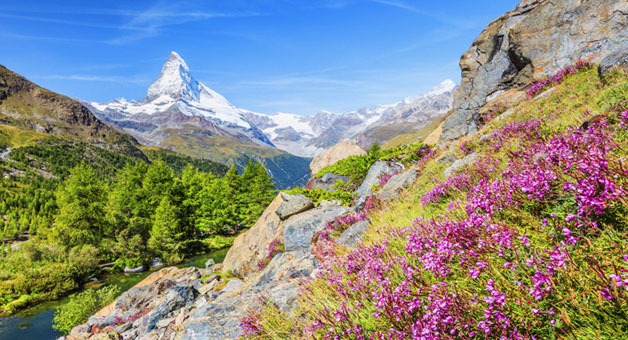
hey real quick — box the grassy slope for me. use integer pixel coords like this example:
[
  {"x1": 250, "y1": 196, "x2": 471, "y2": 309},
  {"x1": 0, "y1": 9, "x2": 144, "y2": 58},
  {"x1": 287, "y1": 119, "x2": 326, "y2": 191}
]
[
  {"x1": 248, "y1": 67, "x2": 628, "y2": 339},
  {"x1": 382, "y1": 114, "x2": 447, "y2": 150}
]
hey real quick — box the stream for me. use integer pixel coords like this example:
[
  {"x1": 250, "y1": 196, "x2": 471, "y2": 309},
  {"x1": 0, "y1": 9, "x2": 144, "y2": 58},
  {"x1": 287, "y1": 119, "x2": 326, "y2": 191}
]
[{"x1": 0, "y1": 248, "x2": 229, "y2": 340}]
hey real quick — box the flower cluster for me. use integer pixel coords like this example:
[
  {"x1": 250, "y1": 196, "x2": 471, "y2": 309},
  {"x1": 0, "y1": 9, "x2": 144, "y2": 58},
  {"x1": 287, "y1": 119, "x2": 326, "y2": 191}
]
[
  {"x1": 256, "y1": 238, "x2": 285, "y2": 270},
  {"x1": 527, "y1": 61, "x2": 591, "y2": 98}
]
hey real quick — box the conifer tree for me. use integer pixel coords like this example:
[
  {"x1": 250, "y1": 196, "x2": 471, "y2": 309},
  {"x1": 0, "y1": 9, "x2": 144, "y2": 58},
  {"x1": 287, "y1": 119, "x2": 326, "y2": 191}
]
[{"x1": 53, "y1": 163, "x2": 108, "y2": 248}]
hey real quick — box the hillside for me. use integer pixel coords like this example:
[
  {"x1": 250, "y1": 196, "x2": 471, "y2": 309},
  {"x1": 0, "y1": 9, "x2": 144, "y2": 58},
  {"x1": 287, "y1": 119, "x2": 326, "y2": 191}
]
[{"x1": 0, "y1": 65, "x2": 142, "y2": 158}]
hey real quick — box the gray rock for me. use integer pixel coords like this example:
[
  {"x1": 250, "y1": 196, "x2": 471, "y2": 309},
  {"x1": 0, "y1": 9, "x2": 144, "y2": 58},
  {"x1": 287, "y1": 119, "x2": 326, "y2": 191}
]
[
  {"x1": 356, "y1": 160, "x2": 404, "y2": 197},
  {"x1": 150, "y1": 258, "x2": 163, "y2": 268},
  {"x1": 310, "y1": 173, "x2": 350, "y2": 191},
  {"x1": 379, "y1": 170, "x2": 418, "y2": 200},
  {"x1": 221, "y1": 279, "x2": 244, "y2": 293},
  {"x1": 337, "y1": 220, "x2": 371, "y2": 248},
  {"x1": 250, "y1": 250, "x2": 316, "y2": 287},
  {"x1": 203, "y1": 274, "x2": 220, "y2": 284},
  {"x1": 276, "y1": 193, "x2": 314, "y2": 220},
  {"x1": 124, "y1": 265, "x2": 146, "y2": 273},
  {"x1": 441, "y1": 0, "x2": 628, "y2": 141},
  {"x1": 140, "y1": 284, "x2": 198, "y2": 334},
  {"x1": 438, "y1": 154, "x2": 456, "y2": 164},
  {"x1": 599, "y1": 45, "x2": 628, "y2": 77},
  {"x1": 198, "y1": 280, "x2": 218, "y2": 295},
  {"x1": 444, "y1": 153, "x2": 479, "y2": 177},
  {"x1": 282, "y1": 206, "x2": 347, "y2": 252},
  {"x1": 204, "y1": 258, "x2": 215, "y2": 269}
]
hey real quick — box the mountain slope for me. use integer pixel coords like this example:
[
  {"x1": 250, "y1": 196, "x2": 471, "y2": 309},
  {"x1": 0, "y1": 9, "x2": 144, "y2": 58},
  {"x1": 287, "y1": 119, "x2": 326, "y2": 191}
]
[
  {"x1": 243, "y1": 80, "x2": 456, "y2": 157},
  {"x1": 0, "y1": 65, "x2": 142, "y2": 157},
  {"x1": 87, "y1": 52, "x2": 310, "y2": 188}
]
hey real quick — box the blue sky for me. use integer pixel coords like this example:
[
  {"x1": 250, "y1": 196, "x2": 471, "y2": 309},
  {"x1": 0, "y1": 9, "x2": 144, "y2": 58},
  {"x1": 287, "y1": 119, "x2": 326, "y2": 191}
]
[{"x1": 0, "y1": 0, "x2": 518, "y2": 115}]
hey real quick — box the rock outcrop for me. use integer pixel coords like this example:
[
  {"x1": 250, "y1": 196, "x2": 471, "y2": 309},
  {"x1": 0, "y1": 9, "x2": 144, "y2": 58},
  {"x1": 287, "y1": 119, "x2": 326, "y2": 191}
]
[
  {"x1": 275, "y1": 192, "x2": 314, "y2": 220},
  {"x1": 309, "y1": 140, "x2": 366, "y2": 175},
  {"x1": 441, "y1": 0, "x2": 628, "y2": 141},
  {"x1": 356, "y1": 160, "x2": 404, "y2": 197},
  {"x1": 222, "y1": 194, "x2": 285, "y2": 277}
]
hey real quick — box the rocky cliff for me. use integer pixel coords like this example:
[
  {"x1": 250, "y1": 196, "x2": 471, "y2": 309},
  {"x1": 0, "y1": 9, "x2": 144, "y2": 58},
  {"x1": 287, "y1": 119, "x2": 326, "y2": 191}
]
[{"x1": 441, "y1": 0, "x2": 628, "y2": 141}]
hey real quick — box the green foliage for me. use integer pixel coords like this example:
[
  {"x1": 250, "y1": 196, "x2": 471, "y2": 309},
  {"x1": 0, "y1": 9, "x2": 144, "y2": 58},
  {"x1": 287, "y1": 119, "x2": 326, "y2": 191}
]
[
  {"x1": 52, "y1": 163, "x2": 109, "y2": 247},
  {"x1": 314, "y1": 143, "x2": 426, "y2": 186},
  {"x1": 52, "y1": 285, "x2": 120, "y2": 335},
  {"x1": 0, "y1": 149, "x2": 275, "y2": 313},
  {"x1": 284, "y1": 187, "x2": 354, "y2": 206}
]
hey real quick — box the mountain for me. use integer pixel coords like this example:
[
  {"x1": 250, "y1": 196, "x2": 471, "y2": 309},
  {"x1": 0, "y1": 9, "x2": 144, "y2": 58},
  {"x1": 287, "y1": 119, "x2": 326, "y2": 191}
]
[
  {"x1": 0, "y1": 64, "x2": 143, "y2": 157},
  {"x1": 86, "y1": 52, "x2": 310, "y2": 188},
  {"x1": 243, "y1": 80, "x2": 456, "y2": 157}
]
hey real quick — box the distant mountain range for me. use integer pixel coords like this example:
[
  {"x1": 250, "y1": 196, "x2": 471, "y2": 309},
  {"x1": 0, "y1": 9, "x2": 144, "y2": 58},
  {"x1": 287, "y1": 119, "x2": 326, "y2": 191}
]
[{"x1": 85, "y1": 52, "x2": 456, "y2": 160}]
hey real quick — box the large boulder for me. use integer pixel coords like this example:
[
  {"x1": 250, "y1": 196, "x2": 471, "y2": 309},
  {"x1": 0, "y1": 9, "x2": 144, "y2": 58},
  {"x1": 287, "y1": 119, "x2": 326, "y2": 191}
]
[
  {"x1": 222, "y1": 194, "x2": 284, "y2": 277},
  {"x1": 275, "y1": 192, "x2": 314, "y2": 220},
  {"x1": 356, "y1": 160, "x2": 404, "y2": 197},
  {"x1": 282, "y1": 205, "x2": 347, "y2": 252},
  {"x1": 379, "y1": 170, "x2": 419, "y2": 200},
  {"x1": 310, "y1": 140, "x2": 366, "y2": 175},
  {"x1": 441, "y1": 0, "x2": 628, "y2": 141},
  {"x1": 337, "y1": 220, "x2": 371, "y2": 248}
]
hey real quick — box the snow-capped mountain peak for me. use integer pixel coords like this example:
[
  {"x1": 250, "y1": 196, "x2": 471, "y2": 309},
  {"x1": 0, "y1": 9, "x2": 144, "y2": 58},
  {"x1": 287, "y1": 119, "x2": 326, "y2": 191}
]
[
  {"x1": 91, "y1": 51, "x2": 252, "y2": 129},
  {"x1": 146, "y1": 51, "x2": 196, "y2": 101}
]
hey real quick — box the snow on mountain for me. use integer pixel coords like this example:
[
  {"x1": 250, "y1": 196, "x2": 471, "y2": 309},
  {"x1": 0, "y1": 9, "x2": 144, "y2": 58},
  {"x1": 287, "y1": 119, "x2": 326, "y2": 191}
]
[
  {"x1": 245, "y1": 79, "x2": 457, "y2": 156},
  {"x1": 90, "y1": 51, "x2": 252, "y2": 132},
  {"x1": 87, "y1": 51, "x2": 455, "y2": 158}
]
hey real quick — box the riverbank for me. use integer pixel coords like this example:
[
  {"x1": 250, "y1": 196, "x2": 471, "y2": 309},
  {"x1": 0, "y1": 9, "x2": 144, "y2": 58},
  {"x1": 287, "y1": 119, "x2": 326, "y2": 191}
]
[{"x1": 0, "y1": 249, "x2": 228, "y2": 340}]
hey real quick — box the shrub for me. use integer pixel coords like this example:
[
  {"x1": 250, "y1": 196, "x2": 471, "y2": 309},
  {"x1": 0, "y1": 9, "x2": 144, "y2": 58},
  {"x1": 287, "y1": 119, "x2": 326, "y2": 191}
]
[{"x1": 53, "y1": 285, "x2": 120, "y2": 335}]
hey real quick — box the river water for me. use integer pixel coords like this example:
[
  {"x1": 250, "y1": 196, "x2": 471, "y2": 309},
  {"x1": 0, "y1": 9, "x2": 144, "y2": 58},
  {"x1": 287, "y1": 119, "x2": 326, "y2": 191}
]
[{"x1": 0, "y1": 248, "x2": 229, "y2": 340}]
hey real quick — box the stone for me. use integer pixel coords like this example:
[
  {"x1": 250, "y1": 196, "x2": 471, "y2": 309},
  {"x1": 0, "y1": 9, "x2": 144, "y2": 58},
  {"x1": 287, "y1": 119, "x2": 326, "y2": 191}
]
[
  {"x1": 441, "y1": 0, "x2": 628, "y2": 141},
  {"x1": 275, "y1": 193, "x2": 314, "y2": 220},
  {"x1": 124, "y1": 265, "x2": 146, "y2": 273},
  {"x1": 222, "y1": 194, "x2": 284, "y2": 277},
  {"x1": 150, "y1": 258, "x2": 163, "y2": 269},
  {"x1": 438, "y1": 154, "x2": 456, "y2": 164},
  {"x1": 204, "y1": 258, "x2": 215, "y2": 269},
  {"x1": 282, "y1": 206, "x2": 347, "y2": 252},
  {"x1": 336, "y1": 220, "x2": 371, "y2": 248},
  {"x1": 444, "y1": 153, "x2": 479, "y2": 177},
  {"x1": 221, "y1": 279, "x2": 244, "y2": 293},
  {"x1": 379, "y1": 170, "x2": 418, "y2": 200},
  {"x1": 250, "y1": 250, "x2": 316, "y2": 287},
  {"x1": 599, "y1": 45, "x2": 628, "y2": 77},
  {"x1": 306, "y1": 173, "x2": 350, "y2": 191},
  {"x1": 310, "y1": 140, "x2": 367, "y2": 175},
  {"x1": 356, "y1": 160, "x2": 404, "y2": 197},
  {"x1": 198, "y1": 280, "x2": 218, "y2": 295},
  {"x1": 203, "y1": 274, "x2": 220, "y2": 284}
]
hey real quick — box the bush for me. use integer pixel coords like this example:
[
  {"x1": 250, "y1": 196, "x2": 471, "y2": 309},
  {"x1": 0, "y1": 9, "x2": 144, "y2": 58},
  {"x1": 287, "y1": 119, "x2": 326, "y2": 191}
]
[{"x1": 53, "y1": 285, "x2": 120, "y2": 335}]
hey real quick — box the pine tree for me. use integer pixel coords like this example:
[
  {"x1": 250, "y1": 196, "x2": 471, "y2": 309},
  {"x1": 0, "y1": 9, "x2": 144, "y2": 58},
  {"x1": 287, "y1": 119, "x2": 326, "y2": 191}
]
[
  {"x1": 148, "y1": 196, "x2": 180, "y2": 259},
  {"x1": 53, "y1": 163, "x2": 108, "y2": 248}
]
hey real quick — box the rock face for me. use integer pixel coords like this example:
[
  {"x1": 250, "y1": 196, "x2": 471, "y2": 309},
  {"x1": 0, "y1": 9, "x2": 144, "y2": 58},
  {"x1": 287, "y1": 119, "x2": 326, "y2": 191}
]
[
  {"x1": 222, "y1": 194, "x2": 284, "y2": 277},
  {"x1": 337, "y1": 220, "x2": 371, "y2": 248},
  {"x1": 356, "y1": 160, "x2": 404, "y2": 197},
  {"x1": 441, "y1": 0, "x2": 628, "y2": 141},
  {"x1": 599, "y1": 45, "x2": 628, "y2": 77},
  {"x1": 282, "y1": 205, "x2": 348, "y2": 252},
  {"x1": 310, "y1": 140, "x2": 366, "y2": 175},
  {"x1": 275, "y1": 192, "x2": 314, "y2": 220}
]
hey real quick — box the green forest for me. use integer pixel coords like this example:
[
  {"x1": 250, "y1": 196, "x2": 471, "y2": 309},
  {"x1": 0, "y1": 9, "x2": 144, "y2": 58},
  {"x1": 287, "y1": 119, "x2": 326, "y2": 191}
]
[{"x1": 0, "y1": 141, "x2": 276, "y2": 314}]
